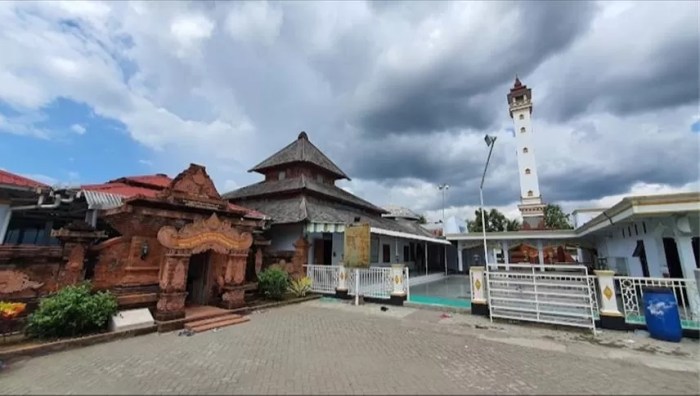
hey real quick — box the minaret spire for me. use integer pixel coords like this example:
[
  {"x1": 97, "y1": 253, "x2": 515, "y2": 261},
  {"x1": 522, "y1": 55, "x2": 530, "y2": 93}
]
[{"x1": 507, "y1": 77, "x2": 546, "y2": 230}]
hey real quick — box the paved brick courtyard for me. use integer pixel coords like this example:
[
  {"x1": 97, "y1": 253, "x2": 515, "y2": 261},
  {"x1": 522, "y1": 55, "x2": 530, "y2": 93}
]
[{"x1": 1, "y1": 301, "x2": 698, "y2": 395}]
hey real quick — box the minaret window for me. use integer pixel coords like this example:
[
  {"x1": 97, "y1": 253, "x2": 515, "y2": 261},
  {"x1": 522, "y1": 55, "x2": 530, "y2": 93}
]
[
  {"x1": 525, "y1": 168, "x2": 531, "y2": 175},
  {"x1": 520, "y1": 127, "x2": 526, "y2": 133},
  {"x1": 523, "y1": 147, "x2": 528, "y2": 153},
  {"x1": 278, "y1": 171, "x2": 286, "y2": 180},
  {"x1": 519, "y1": 114, "x2": 524, "y2": 120},
  {"x1": 527, "y1": 190, "x2": 533, "y2": 197}
]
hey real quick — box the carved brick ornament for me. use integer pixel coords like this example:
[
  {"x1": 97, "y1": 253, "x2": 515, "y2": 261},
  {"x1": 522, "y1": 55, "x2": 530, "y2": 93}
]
[{"x1": 157, "y1": 213, "x2": 253, "y2": 254}]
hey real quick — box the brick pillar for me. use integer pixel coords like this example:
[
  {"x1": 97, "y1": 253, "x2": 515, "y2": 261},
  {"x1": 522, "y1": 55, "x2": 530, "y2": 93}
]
[
  {"x1": 291, "y1": 237, "x2": 310, "y2": 279},
  {"x1": 52, "y1": 222, "x2": 107, "y2": 289},
  {"x1": 221, "y1": 250, "x2": 249, "y2": 309},
  {"x1": 155, "y1": 251, "x2": 189, "y2": 321}
]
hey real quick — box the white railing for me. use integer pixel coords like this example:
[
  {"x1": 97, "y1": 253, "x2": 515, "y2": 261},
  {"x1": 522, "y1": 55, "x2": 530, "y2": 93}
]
[
  {"x1": 305, "y1": 265, "x2": 405, "y2": 300},
  {"x1": 348, "y1": 267, "x2": 393, "y2": 299},
  {"x1": 486, "y1": 264, "x2": 597, "y2": 333},
  {"x1": 305, "y1": 264, "x2": 338, "y2": 294},
  {"x1": 615, "y1": 276, "x2": 700, "y2": 329}
]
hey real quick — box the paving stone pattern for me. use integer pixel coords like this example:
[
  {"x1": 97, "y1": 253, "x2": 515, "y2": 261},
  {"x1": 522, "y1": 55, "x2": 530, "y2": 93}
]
[{"x1": 1, "y1": 303, "x2": 698, "y2": 395}]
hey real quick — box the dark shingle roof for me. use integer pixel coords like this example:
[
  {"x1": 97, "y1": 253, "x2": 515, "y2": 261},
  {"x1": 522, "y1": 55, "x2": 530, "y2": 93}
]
[
  {"x1": 223, "y1": 175, "x2": 385, "y2": 214},
  {"x1": 249, "y1": 132, "x2": 349, "y2": 180},
  {"x1": 235, "y1": 195, "x2": 437, "y2": 238}
]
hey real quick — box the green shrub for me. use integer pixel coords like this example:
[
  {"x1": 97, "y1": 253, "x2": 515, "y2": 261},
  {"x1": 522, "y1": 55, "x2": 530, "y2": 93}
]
[
  {"x1": 26, "y1": 282, "x2": 118, "y2": 339},
  {"x1": 288, "y1": 276, "x2": 312, "y2": 297},
  {"x1": 258, "y1": 267, "x2": 289, "y2": 300}
]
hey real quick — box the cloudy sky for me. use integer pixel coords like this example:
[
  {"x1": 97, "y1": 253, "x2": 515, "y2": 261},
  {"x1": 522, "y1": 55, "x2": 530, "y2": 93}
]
[{"x1": 0, "y1": 1, "x2": 698, "y2": 222}]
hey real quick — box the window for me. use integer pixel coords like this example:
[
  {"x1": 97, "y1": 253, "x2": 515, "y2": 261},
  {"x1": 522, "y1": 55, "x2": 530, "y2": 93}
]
[
  {"x1": 278, "y1": 171, "x2": 286, "y2": 180},
  {"x1": 382, "y1": 244, "x2": 391, "y2": 263},
  {"x1": 527, "y1": 190, "x2": 533, "y2": 197},
  {"x1": 634, "y1": 224, "x2": 639, "y2": 236},
  {"x1": 523, "y1": 147, "x2": 528, "y2": 153},
  {"x1": 519, "y1": 114, "x2": 524, "y2": 120},
  {"x1": 525, "y1": 168, "x2": 531, "y2": 175},
  {"x1": 403, "y1": 245, "x2": 410, "y2": 262},
  {"x1": 643, "y1": 221, "x2": 647, "y2": 234},
  {"x1": 520, "y1": 127, "x2": 526, "y2": 133}
]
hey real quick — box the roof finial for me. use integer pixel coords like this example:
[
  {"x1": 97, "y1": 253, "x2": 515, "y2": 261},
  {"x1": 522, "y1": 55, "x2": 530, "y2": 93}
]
[
  {"x1": 298, "y1": 131, "x2": 308, "y2": 140},
  {"x1": 514, "y1": 74, "x2": 522, "y2": 87}
]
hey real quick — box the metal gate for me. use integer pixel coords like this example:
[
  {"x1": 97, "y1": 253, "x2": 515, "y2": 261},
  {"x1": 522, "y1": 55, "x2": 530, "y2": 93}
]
[{"x1": 486, "y1": 264, "x2": 597, "y2": 333}]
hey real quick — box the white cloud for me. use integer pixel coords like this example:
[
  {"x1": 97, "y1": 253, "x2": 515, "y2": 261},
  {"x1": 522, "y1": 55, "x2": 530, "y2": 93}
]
[
  {"x1": 70, "y1": 123, "x2": 86, "y2": 135},
  {"x1": 0, "y1": 0, "x2": 695, "y2": 219},
  {"x1": 170, "y1": 14, "x2": 215, "y2": 58},
  {"x1": 225, "y1": 1, "x2": 283, "y2": 46}
]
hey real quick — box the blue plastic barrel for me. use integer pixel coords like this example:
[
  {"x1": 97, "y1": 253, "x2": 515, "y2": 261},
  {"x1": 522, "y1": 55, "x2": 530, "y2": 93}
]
[{"x1": 643, "y1": 287, "x2": 682, "y2": 342}]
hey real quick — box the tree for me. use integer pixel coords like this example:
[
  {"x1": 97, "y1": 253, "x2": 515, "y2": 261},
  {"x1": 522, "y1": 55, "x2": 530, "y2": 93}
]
[
  {"x1": 544, "y1": 204, "x2": 573, "y2": 230},
  {"x1": 467, "y1": 208, "x2": 521, "y2": 232},
  {"x1": 417, "y1": 215, "x2": 427, "y2": 224}
]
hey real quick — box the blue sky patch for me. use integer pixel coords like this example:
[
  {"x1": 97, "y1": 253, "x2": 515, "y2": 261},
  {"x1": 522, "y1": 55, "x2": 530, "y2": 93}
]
[{"x1": 0, "y1": 98, "x2": 153, "y2": 185}]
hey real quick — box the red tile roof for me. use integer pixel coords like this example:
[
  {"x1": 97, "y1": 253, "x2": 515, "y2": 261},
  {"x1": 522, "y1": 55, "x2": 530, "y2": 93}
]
[
  {"x1": 108, "y1": 174, "x2": 173, "y2": 188},
  {"x1": 0, "y1": 169, "x2": 49, "y2": 188},
  {"x1": 82, "y1": 173, "x2": 267, "y2": 219}
]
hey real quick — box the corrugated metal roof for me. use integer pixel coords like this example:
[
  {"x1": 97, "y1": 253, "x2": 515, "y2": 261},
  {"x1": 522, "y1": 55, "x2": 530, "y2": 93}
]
[
  {"x1": 81, "y1": 189, "x2": 124, "y2": 210},
  {"x1": 370, "y1": 227, "x2": 451, "y2": 245}
]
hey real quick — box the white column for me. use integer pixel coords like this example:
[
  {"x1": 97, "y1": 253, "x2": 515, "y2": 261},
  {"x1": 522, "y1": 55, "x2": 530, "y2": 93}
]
[
  {"x1": 675, "y1": 236, "x2": 700, "y2": 317},
  {"x1": 424, "y1": 242, "x2": 428, "y2": 276},
  {"x1": 394, "y1": 237, "x2": 399, "y2": 264},
  {"x1": 457, "y1": 242, "x2": 464, "y2": 273},
  {"x1": 643, "y1": 236, "x2": 666, "y2": 277},
  {"x1": 336, "y1": 264, "x2": 347, "y2": 291},
  {"x1": 502, "y1": 241, "x2": 510, "y2": 270},
  {"x1": 676, "y1": 236, "x2": 697, "y2": 279},
  {"x1": 390, "y1": 264, "x2": 406, "y2": 296},
  {"x1": 537, "y1": 240, "x2": 544, "y2": 271},
  {"x1": 444, "y1": 245, "x2": 448, "y2": 275},
  {"x1": 594, "y1": 270, "x2": 622, "y2": 316},
  {"x1": 470, "y1": 266, "x2": 486, "y2": 303}
]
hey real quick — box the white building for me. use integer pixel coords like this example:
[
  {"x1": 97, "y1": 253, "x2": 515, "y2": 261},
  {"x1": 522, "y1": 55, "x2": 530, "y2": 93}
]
[
  {"x1": 447, "y1": 78, "x2": 699, "y2": 281},
  {"x1": 449, "y1": 192, "x2": 700, "y2": 281}
]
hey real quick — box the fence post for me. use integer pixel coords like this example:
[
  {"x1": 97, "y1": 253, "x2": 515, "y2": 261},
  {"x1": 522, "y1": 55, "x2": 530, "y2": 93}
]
[
  {"x1": 335, "y1": 263, "x2": 350, "y2": 300},
  {"x1": 594, "y1": 270, "x2": 626, "y2": 330},
  {"x1": 389, "y1": 264, "x2": 407, "y2": 306},
  {"x1": 354, "y1": 269, "x2": 360, "y2": 306},
  {"x1": 470, "y1": 266, "x2": 488, "y2": 316}
]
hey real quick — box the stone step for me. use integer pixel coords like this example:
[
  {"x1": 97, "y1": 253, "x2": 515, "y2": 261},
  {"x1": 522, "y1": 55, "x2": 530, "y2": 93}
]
[{"x1": 185, "y1": 315, "x2": 250, "y2": 333}]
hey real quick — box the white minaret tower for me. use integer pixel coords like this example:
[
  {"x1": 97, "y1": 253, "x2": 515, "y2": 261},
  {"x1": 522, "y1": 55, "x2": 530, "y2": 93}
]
[{"x1": 508, "y1": 76, "x2": 545, "y2": 229}]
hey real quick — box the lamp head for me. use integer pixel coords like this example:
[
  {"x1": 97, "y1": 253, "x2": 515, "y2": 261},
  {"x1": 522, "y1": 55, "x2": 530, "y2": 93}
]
[{"x1": 484, "y1": 134, "x2": 497, "y2": 147}]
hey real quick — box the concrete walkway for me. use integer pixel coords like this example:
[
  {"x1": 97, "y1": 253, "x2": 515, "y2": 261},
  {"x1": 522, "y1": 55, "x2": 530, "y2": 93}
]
[{"x1": 1, "y1": 299, "x2": 698, "y2": 394}]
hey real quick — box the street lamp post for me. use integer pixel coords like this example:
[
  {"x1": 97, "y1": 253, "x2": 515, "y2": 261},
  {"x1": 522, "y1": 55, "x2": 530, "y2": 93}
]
[
  {"x1": 480, "y1": 135, "x2": 497, "y2": 270},
  {"x1": 438, "y1": 184, "x2": 450, "y2": 224}
]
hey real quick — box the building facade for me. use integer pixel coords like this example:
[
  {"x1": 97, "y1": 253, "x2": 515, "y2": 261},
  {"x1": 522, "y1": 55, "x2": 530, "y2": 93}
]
[{"x1": 224, "y1": 132, "x2": 451, "y2": 277}]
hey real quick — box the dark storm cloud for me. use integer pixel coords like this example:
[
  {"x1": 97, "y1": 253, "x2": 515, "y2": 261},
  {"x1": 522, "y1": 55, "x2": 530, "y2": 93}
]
[
  {"x1": 539, "y1": 2, "x2": 700, "y2": 122},
  {"x1": 353, "y1": 1, "x2": 597, "y2": 136}
]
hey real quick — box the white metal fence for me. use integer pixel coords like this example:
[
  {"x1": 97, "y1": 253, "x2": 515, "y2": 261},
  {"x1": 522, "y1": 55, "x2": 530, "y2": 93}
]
[
  {"x1": 615, "y1": 276, "x2": 700, "y2": 330},
  {"x1": 305, "y1": 265, "x2": 408, "y2": 300},
  {"x1": 486, "y1": 264, "x2": 597, "y2": 333},
  {"x1": 347, "y1": 267, "x2": 393, "y2": 299},
  {"x1": 305, "y1": 265, "x2": 338, "y2": 294}
]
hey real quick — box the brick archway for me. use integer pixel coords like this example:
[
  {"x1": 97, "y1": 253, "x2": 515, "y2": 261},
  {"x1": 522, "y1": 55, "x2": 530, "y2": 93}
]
[{"x1": 155, "y1": 213, "x2": 253, "y2": 320}]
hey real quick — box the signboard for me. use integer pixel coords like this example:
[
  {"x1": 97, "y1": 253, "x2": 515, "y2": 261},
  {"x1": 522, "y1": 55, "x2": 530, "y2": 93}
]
[{"x1": 344, "y1": 223, "x2": 371, "y2": 268}]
